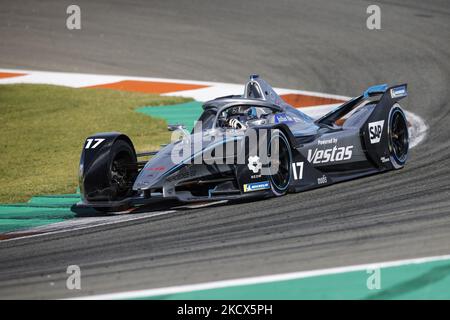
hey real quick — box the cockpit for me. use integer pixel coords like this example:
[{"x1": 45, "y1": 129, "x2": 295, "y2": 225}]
[
  {"x1": 192, "y1": 75, "x2": 319, "y2": 136},
  {"x1": 218, "y1": 105, "x2": 271, "y2": 130},
  {"x1": 193, "y1": 102, "x2": 317, "y2": 135}
]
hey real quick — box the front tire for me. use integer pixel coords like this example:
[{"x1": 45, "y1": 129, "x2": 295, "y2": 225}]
[{"x1": 95, "y1": 139, "x2": 137, "y2": 212}]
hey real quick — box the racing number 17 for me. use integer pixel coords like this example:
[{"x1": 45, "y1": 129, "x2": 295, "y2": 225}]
[
  {"x1": 292, "y1": 162, "x2": 304, "y2": 180},
  {"x1": 85, "y1": 138, "x2": 105, "y2": 149}
]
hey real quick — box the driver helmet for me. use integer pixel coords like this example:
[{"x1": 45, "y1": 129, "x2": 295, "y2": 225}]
[{"x1": 247, "y1": 107, "x2": 257, "y2": 119}]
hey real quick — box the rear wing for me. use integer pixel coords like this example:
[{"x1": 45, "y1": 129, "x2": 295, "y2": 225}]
[
  {"x1": 376, "y1": 83, "x2": 408, "y2": 106},
  {"x1": 316, "y1": 84, "x2": 407, "y2": 126}
]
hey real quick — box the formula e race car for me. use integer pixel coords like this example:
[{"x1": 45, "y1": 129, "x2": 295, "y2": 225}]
[{"x1": 78, "y1": 75, "x2": 409, "y2": 211}]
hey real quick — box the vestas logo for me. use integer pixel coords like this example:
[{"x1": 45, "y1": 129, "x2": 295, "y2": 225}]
[
  {"x1": 368, "y1": 120, "x2": 384, "y2": 144},
  {"x1": 307, "y1": 146, "x2": 353, "y2": 164}
]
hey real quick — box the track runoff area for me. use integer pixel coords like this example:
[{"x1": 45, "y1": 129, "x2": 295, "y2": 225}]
[{"x1": 0, "y1": 68, "x2": 439, "y2": 301}]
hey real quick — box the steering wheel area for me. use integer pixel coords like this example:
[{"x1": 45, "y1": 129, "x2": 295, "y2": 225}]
[{"x1": 218, "y1": 105, "x2": 269, "y2": 130}]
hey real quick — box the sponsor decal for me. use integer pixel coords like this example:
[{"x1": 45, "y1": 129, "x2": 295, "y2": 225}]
[
  {"x1": 318, "y1": 137, "x2": 338, "y2": 146},
  {"x1": 274, "y1": 113, "x2": 294, "y2": 124},
  {"x1": 243, "y1": 181, "x2": 270, "y2": 192},
  {"x1": 247, "y1": 155, "x2": 262, "y2": 174},
  {"x1": 368, "y1": 120, "x2": 385, "y2": 144},
  {"x1": 145, "y1": 166, "x2": 166, "y2": 171},
  {"x1": 390, "y1": 86, "x2": 407, "y2": 98},
  {"x1": 307, "y1": 146, "x2": 353, "y2": 164},
  {"x1": 317, "y1": 175, "x2": 328, "y2": 185},
  {"x1": 381, "y1": 156, "x2": 390, "y2": 163}
]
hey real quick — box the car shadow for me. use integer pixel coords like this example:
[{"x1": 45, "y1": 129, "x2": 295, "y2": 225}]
[
  {"x1": 70, "y1": 199, "x2": 184, "y2": 217},
  {"x1": 70, "y1": 197, "x2": 260, "y2": 217}
]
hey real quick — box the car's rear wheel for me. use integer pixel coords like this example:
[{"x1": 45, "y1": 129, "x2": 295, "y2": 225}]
[
  {"x1": 268, "y1": 129, "x2": 292, "y2": 196},
  {"x1": 389, "y1": 105, "x2": 409, "y2": 169}
]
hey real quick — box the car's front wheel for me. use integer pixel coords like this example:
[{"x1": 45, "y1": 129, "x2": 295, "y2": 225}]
[{"x1": 96, "y1": 139, "x2": 137, "y2": 212}]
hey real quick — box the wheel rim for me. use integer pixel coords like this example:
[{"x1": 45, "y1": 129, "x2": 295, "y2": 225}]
[
  {"x1": 268, "y1": 133, "x2": 291, "y2": 192},
  {"x1": 110, "y1": 151, "x2": 134, "y2": 197},
  {"x1": 390, "y1": 109, "x2": 408, "y2": 163}
]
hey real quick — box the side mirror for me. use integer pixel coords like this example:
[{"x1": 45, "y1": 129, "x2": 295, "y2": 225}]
[
  {"x1": 169, "y1": 124, "x2": 191, "y2": 144},
  {"x1": 168, "y1": 124, "x2": 186, "y2": 131}
]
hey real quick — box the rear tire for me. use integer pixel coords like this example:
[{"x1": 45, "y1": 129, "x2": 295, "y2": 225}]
[
  {"x1": 388, "y1": 105, "x2": 409, "y2": 169},
  {"x1": 268, "y1": 129, "x2": 293, "y2": 196}
]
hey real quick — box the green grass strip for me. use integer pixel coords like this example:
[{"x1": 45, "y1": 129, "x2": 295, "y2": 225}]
[
  {"x1": 136, "y1": 101, "x2": 203, "y2": 132},
  {"x1": 0, "y1": 84, "x2": 188, "y2": 204}
]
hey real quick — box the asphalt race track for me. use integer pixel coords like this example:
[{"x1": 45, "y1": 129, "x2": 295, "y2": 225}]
[{"x1": 1, "y1": 0, "x2": 450, "y2": 299}]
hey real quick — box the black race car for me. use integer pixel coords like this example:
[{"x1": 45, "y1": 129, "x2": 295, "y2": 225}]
[{"x1": 78, "y1": 75, "x2": 408, "y2": 211}]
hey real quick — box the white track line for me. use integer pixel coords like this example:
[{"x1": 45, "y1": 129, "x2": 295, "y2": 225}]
[
  {"x1": 0, "y1": 210, "x2": 175, "y2": 243},
  {"x1": 0, "y1": 68, "x2": 353, "y2": 100},
  {"x1": 73, "y1": 254, "x2": 450, "y2": 300},
  {"x1": 173, "y1": 200, "x2": 228, "y2": 209}
]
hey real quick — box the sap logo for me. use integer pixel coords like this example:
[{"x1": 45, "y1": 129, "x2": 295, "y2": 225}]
[
  {"x1": 369, "y1": 120, "x2": 384, "y2": 144},
  {"x1": 243, "y1": 181, "x2": 270, "y2": 192},
  {"x1": 307, "y1": 146, "x2": 353, "y2": 164}
]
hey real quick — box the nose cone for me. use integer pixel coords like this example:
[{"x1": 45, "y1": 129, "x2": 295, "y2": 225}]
[
  {"x1": 132, "y1": 130, "x2": 226, "y2": 190},
  {"x1": 133, "y1": 144, "x2": 177, "y2": 190}
]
